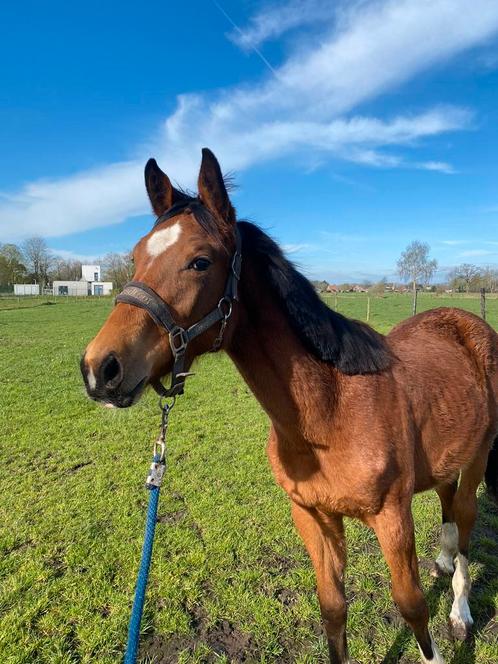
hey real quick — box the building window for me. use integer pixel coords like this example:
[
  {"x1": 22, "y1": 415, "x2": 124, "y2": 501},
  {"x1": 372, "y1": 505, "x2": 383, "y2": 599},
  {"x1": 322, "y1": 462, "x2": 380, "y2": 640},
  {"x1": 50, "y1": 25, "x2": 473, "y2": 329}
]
[
  {"x1": 94, "y1": 272, "x2": 98, "y2": 281},
  {"x1": 58, "y1": 286, "x2": 68, "y2": 295}
]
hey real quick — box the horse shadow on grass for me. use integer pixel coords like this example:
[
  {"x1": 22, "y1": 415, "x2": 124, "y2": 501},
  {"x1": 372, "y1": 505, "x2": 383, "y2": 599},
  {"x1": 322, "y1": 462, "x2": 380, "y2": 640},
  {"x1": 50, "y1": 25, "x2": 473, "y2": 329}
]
[{"x1": 381, "y1": 491, "x2": 498, "y2": 664}]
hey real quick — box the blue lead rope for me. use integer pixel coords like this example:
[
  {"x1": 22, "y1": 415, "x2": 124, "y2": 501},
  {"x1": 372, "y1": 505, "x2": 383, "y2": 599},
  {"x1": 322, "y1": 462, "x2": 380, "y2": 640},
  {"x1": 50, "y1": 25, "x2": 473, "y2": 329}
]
[
  {"x1": 124, "y1": 458, "x2": 162, "y2": 664},
  {"x1": 124, "y1": 400, "x2": 172, "y2": 663}
]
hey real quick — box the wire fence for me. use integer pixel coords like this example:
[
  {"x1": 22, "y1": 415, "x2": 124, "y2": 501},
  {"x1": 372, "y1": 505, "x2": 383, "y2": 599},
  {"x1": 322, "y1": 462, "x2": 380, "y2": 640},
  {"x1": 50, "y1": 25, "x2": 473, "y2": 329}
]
[{"x1": 320, "y1": 291, "x2": 498, "y2": 332}]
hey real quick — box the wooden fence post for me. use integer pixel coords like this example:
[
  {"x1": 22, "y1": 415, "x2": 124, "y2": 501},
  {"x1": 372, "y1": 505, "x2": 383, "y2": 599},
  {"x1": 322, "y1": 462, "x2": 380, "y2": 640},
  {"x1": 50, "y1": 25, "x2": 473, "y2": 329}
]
[
  {"x1": 366, "y1": 297, "x2": 371, "y2": 322},
  {"x1": 480, "y1": 287, "x2": 486, "y2": 321}
]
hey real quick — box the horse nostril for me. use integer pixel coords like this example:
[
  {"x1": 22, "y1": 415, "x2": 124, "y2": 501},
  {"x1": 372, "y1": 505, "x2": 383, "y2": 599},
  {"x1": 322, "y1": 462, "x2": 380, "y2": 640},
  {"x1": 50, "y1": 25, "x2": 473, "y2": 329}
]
[{"x1": 101, "y1": 353, "x2": 123, "y2": 389}]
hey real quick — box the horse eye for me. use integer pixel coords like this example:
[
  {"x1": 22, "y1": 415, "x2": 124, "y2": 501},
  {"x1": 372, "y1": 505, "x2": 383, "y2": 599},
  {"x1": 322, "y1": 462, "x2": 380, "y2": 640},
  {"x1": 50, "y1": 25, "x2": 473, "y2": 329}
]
[{"x1": 189, "y1": 257, "x2": 211, "y2": 272}]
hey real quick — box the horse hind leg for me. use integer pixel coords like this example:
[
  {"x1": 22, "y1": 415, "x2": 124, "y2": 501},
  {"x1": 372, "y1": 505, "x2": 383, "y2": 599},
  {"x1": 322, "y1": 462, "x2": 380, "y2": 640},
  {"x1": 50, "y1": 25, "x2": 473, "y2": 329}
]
[
  {"x1": 448, "y1": 445, "x2": 488, "y2": 640},
  {"x1": 432, "y1": 481, "x2": 458, "y2": 577}
]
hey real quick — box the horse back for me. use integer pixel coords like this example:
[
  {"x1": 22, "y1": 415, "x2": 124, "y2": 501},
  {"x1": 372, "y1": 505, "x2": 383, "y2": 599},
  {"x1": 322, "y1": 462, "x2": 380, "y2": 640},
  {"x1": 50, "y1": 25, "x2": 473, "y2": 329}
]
[
  {"x1": 387, "y1": 307, "x2": 498, "y2": 490},
  {"x1": 389, "y1": 307, "x2": 497, "y2": 378}
]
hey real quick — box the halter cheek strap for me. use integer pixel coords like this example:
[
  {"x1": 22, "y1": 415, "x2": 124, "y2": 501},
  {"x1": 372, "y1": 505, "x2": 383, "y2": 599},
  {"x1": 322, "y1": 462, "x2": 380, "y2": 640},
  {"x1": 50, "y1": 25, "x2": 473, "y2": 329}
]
[{"x1": 115, "y1": 225, "x2": 242, "y2": 398}]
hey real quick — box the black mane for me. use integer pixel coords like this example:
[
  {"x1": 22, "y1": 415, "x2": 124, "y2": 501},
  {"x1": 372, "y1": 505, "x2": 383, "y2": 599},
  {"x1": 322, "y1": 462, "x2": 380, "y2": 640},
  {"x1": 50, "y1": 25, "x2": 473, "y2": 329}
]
[{"x1": 237, "y1": 221, "x2": 392, "y2": 375}]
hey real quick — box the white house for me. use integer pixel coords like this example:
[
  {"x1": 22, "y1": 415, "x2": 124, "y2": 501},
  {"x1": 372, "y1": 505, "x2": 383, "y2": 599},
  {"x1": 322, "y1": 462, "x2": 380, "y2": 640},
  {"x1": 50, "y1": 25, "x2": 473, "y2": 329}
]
[
  {"x1": 53, "y1": 265, "x2": 112, "y2": 296},
  {"x1": 14, "y1": 284, "x2": 40, "y2": 295},
  {"x1": 81, "y1": 264, "x2": 101, "y2": 282}
]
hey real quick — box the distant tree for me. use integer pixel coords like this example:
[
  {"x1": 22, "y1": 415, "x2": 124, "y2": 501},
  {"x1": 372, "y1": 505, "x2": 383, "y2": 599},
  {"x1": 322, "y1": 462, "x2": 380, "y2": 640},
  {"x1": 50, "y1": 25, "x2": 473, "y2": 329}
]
[
  {"x1": 22, "y1": 236, "x2": 53, "y2": 287},
  {"x1": 310, "y1": 280, "x2": 329, "y2": 292},
  {"x1": 370, "y1": 277, "x2": 387, "y2": 295},
  {"x1": 0, "y1": 243, "x2": 27, "y2": 287},
  {"x1": 481, "y1": 266, "x2": 498, "y2": 293},
  {"x1": 102, "y1": 252, "x2": 134, "y2": 291},
  {"x1": 448, "y1": 263, "x2": 481, "y2": 293},
  {"x1": 397, "y1": 241, "x2": 437, "y2": 315},
  {"x1": 50, "y1": 257, "x2": 83, "y2": 282}
]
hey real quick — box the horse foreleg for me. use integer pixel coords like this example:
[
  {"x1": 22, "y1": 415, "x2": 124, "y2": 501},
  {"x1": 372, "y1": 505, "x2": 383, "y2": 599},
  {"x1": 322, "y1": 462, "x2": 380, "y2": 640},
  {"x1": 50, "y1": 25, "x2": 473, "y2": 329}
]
[
  {"x1": 371, "y1": 503, "x2": 445, "y2": 663},
  {"x1": 291, "y1": 502, "x2": 351, "y2": 664},
  {"x1": 432, "y1": 481, "x2": 458, "y2": 576}
]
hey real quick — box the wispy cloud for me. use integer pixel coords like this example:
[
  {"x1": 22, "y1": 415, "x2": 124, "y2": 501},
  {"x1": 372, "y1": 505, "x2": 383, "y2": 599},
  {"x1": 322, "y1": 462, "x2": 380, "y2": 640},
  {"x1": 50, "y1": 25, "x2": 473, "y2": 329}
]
[
  {"x1": 2, "y1": 0, "x2": 498, "y2": 241},
  {"x1": 416, "y1": 161, "x2": 456, "y2": 174},
  {"x1": 226, "y1": 0, "x2": 337, "y2": 50},
  {"x1": 282, "y1": 242, "x2": 318, "y2": 254},
  {"x1": 441, "y1": 240, "x2": 468, "y2": 246},
  {"x1": 459, "y1": 249, "x2": 496, "y2": 257}
]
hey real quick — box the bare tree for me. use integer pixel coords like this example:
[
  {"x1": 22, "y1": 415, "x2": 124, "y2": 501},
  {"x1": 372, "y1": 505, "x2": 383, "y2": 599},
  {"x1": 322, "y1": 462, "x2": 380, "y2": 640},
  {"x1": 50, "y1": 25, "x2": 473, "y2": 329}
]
[
  {"x1": 102, "y1": 252, "x2": 134, "y2": 291},
  {"x1": 50, "y1": 257, "x2": 83, "y2": 281},
  {"x1": 448, "y1": 263, "x2": 482, "y2": 293},
  {"x1": 397, "y1": 241, "x2": 437, "y2": 315},
  {"x1": 481, "y1": 266, "x2": 498, "y2": 293},
  {"x1": 22, "y1": 236, "x2": 53, "y2": 287}
]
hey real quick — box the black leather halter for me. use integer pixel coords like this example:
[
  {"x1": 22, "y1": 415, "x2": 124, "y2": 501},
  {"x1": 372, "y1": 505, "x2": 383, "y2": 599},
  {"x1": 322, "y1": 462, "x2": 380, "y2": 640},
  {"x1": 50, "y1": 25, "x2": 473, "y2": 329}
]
[{"x1": 115, "y1": 202, "x2": 242, "y2": 398}]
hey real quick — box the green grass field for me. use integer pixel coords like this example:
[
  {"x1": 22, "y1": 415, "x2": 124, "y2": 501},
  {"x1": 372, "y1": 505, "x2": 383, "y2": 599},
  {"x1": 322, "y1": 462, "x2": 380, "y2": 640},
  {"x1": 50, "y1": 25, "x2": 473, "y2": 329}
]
[{"x1": 0, "y1": 293, "x2": 497, "y2": 663}]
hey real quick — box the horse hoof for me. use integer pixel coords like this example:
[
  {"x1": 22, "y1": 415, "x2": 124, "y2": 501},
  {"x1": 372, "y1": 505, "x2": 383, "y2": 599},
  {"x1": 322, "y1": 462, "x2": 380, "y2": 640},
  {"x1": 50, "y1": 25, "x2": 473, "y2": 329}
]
[
  {"x1": 433, "y1": 555, "x2": 454, "y2": 576},
  {"x1": 450, "y1": 616, "x2": 473, "y2": 641},
  {"x1": 431, "y1": 561, "x2": 453, "y2": 577}
]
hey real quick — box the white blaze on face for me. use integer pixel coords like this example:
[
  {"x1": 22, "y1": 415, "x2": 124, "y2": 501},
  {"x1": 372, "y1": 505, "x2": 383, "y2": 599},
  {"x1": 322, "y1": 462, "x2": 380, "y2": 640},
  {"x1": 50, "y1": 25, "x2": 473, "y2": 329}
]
[
  {"x1": 146, "y1": 221, "x2": 182, "y2": 258},
  {"x1": 88, "y1": 367, "x2": 97, "y2": 391}
]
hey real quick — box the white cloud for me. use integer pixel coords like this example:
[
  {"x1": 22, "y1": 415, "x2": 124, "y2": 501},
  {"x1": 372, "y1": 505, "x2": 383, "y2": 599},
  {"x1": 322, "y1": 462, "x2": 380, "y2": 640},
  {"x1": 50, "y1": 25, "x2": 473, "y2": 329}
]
[
  {"x1": 458, "y1": 249, "x2": 496, "y2": 257},
  {"x1": 282, "y1": 243, "x2": 317, "y2": 255},
  {"x1": 226, "y1": 0, "x2": 337, "y2": 50},
  {"x1": 2, "y1": 0, "x2": 498, "y2": 241},
  {"x1": 416, "y1": 161, "x2": 456, "y2": 174}
]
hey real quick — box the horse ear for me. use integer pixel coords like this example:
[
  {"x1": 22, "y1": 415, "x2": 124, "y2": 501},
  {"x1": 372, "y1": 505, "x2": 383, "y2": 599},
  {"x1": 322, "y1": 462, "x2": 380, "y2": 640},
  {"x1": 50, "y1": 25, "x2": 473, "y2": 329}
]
[
  {"x1": 144, "y1": 158, "x2": 181, "y2": 216},
  {"x1": 197, "y1": 148, "x2": 235, "y2": 226}
]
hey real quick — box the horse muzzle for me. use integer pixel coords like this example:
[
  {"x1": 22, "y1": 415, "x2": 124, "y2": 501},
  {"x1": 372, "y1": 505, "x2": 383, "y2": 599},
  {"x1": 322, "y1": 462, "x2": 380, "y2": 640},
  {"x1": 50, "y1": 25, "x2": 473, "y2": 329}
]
[{"x1": 80, "y1": 352, "x2": 148, "y2": 408}]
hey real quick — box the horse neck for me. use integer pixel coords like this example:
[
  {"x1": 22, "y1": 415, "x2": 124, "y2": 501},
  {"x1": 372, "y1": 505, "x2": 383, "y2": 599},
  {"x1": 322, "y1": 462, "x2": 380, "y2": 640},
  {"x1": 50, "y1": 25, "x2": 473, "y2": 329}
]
[{"x1": 226, "y1": 262, "x2": 338, "y2": 441}]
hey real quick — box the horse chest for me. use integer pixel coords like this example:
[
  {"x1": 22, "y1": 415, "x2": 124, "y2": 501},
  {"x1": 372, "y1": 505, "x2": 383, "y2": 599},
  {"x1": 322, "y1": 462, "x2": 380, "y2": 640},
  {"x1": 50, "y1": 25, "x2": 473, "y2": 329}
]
[{"x1": 266, "y1": 432, "x2": 386, "y2": 516}]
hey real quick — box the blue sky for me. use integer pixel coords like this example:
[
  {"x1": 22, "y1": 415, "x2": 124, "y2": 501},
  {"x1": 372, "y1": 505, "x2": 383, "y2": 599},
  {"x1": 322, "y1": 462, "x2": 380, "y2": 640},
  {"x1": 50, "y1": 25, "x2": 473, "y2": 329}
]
[{"x1": 2, "y1": 0, "x2": 498, "y2": 282}]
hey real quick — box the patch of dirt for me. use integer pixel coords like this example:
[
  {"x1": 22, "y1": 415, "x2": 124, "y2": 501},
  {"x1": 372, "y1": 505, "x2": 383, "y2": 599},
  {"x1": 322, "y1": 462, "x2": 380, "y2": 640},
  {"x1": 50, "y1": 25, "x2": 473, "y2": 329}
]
[
  {"x1": 207, "y1": 619, "x2": 258, "y2": 661},
  {"x1": 156, "y1": 509, "x2": 187, "y2": 525},
  {"x1": 5, "y1": 539, "x2": 34, "y2": 555},
  {"x1": 67, "y1": 460, "x2": 94, "y2": 474},
  {"x1": 275, "y1": 587, "x2": 298, "y2": 607},
  {"x1": 382, "y1": 607, "x2": 405, "y2": 630},
  {"x1": 139, "y1": 604, "x2": 259, "y2": 663},
  {"x1": 260, "y1": 546, "x2": 296, "y2": 576},
  {"x1": 45, "y1": 547, "x2": 66, "y2": 579}
]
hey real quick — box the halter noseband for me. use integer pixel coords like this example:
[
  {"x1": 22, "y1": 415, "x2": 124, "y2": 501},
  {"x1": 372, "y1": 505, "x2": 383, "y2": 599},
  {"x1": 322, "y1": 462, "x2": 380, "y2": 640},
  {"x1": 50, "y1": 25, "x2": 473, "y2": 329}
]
[{"x1": 115, "y1": 201, "x2": 242, "y2": 398}]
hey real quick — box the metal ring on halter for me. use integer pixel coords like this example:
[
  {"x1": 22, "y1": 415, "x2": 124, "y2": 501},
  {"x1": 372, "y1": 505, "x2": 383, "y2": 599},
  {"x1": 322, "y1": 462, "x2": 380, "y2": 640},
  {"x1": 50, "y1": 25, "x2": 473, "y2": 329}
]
[{"x1": 217, "y1": 296, "x2": 233, "y2": 320}]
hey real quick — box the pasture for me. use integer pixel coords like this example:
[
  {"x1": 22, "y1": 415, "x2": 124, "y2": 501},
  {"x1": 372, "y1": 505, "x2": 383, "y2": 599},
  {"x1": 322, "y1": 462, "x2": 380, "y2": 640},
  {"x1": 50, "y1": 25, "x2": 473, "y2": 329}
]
[{"x1": 0, "y1": 293, "x2": 497, "y2": 663}]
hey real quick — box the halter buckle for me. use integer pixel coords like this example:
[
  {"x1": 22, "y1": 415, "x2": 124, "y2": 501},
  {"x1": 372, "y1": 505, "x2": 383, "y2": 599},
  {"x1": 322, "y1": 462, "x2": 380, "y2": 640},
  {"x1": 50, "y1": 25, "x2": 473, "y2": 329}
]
[
  {"x1": 169, "y1": 326, "x2": 188, "y2": 356},
  {"x1": 231, "y1": 252, "x2": 242, "y2": 281}
]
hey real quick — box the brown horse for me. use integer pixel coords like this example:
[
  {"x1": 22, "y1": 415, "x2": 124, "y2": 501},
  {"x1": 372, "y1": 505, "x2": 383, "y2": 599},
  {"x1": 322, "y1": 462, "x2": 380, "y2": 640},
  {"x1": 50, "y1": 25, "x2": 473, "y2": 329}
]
[{"x1": 81, "y1": 149, "x2": 498, "y2": 663}]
